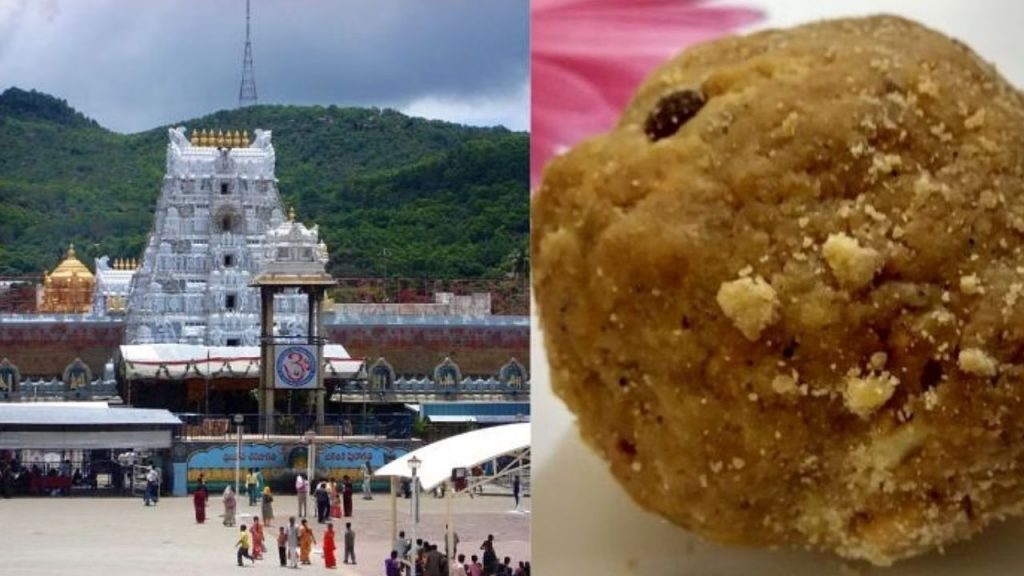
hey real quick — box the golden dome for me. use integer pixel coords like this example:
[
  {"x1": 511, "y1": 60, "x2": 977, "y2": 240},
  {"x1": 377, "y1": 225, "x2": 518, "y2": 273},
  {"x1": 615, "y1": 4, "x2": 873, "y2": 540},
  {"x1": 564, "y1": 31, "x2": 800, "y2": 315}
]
[{"x1": 49, "y1": 244, "x2": 94, "y2": 280}]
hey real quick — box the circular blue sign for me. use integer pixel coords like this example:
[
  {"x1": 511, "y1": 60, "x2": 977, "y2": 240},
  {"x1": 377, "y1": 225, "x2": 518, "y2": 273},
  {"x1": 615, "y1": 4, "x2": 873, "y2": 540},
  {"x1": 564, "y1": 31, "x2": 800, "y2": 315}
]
[{"x1": 275, "y1": 346, "x2": 317, "y2": 388}]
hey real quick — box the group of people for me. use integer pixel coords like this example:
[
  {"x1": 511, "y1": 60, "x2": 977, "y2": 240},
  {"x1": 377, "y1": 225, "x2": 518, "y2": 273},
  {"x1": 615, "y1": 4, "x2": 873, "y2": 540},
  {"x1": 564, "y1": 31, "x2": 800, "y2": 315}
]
[
  {"x1": 0, "y1": 459, "x2": 102, "y2": 497},
  {"x1": 312, "y1": 476, "x2": 354, "y2": 521},
  {"x1": 212, "y1": 473, "x2": 357, "y2": 528},
  {"x1": 234, "y1": 516, "x2": 357, "y2": 569},
  {"x1": 217, "y1": 472, "x2": 363, "y2": 568},
  {"x1": 217, "y1": 483, "x2": 276, "y2": 526},
  {"x1": 388, "y1": 532, "x2": 530, "y2": 576},
  {"x1": 216, "y1": 468, "x2": 529, "y2": 573},
  {"x1": 238, "y1": 469, "x2": 360, "y2": 522}
]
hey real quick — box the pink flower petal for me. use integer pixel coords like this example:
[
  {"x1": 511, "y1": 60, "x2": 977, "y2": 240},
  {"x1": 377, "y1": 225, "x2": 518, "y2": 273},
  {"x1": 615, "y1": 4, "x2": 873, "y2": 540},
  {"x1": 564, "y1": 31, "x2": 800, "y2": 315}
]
[
  {"x1": 531, "y1": 0, "x2": 764, "y2": 187},
  {"x1": 531, "y1": 58, "x2": 618, "y2": 184}
]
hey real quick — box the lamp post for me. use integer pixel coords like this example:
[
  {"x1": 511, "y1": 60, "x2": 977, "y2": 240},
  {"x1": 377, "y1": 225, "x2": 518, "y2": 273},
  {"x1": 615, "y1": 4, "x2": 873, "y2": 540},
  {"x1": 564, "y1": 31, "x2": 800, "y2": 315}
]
[
  {"x1": 408, "y1": 455, "x2": 421, "y2": 569},
  {"x1": 304, "y1": 429, "x2": 316, "y2": 494},
  {"x1": 233, "y1": 414, "x2": 244, "y2": 496}
]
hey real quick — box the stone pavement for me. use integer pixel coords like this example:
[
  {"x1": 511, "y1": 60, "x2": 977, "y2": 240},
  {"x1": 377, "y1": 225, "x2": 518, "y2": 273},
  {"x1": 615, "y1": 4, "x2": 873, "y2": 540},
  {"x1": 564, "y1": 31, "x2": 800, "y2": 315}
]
[{"x1": 0, "y1": 491, "x2": 530, "y2": 575}]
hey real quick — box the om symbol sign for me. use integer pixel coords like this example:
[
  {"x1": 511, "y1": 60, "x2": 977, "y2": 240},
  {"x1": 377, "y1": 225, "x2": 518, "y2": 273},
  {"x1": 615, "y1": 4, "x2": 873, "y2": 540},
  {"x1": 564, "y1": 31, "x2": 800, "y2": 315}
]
[{"x1": 276, "y1": 346, "x2": 317, "y2": 388}]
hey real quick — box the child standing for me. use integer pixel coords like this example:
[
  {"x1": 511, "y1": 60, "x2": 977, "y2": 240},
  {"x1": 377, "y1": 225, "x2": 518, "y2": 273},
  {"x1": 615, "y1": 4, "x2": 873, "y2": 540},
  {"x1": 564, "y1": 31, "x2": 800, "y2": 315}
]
[
  {"x1": 277, "y1": 526, "x2": 287, "y2": 567},
  {"x1": 236, "y1": 525, "x2": 255, "y2": 566}
]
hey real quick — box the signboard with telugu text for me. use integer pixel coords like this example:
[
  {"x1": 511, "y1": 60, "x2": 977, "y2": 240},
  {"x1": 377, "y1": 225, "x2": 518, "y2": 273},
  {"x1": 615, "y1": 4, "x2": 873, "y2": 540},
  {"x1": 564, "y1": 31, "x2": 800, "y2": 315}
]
[{"x1": 182, "y1": 440, "x2": 416, "y2": 492}]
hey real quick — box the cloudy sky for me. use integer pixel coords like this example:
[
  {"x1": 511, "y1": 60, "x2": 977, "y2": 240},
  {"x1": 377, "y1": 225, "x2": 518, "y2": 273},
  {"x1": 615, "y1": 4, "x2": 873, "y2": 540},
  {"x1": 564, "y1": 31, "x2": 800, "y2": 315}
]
[{"x1": 0, "y1": 0, "x2": 529, "y2": 133}]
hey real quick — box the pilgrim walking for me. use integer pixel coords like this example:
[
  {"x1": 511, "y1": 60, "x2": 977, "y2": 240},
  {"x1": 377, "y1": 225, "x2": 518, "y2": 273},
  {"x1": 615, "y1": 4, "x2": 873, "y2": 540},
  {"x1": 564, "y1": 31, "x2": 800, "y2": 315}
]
[
  {"x1": 343, "y1": 522, "x2": 356, "y2": 564},
  {"x1": 287, "y1": 516, "x2": 300, "y2": 568},
  {"x1": 299, "y1": 518, "x2": 317, "y2": 564},
  {"x1": 323, "y1": 522, "x2": 337, "y2": 568},
  {"x1": 361, "y1": 460, "x2": 373, "y2": 500},
  {"x1": 315, "y1": 481, "x2": 330, "y2": 523},
  {"x1": 295, "y1": 473, "x2": 308, "y2": 518},
  {"x1": 236, "y1": 525, "x2": 255, "y2": 566},
  {"x1": 342, "y1": 475, "x2": 354, "y2": 517},
  {"x1": 193, "y1": 481, "x2": 208, "y2": 523},
  {"x1": 261, "y1": 486, "x2": 275, "y2": 527},
  {"x1": 223, "y1": 485, "x2": 237, "y2": 526}
]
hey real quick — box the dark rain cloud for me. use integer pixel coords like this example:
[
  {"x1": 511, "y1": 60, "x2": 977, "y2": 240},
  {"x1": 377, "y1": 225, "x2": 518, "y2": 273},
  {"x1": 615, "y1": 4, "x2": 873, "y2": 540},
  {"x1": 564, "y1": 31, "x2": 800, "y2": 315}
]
[{"x1": 0, "y1": 0, "x2": 528, "y2": 133}]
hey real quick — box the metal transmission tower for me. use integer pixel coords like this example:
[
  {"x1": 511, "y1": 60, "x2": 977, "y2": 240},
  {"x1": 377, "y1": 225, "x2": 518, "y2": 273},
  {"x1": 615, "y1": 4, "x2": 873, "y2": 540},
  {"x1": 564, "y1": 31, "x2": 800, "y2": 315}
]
[{"x1": 238, "y1": 0, "x2": 258, "y2": 107}]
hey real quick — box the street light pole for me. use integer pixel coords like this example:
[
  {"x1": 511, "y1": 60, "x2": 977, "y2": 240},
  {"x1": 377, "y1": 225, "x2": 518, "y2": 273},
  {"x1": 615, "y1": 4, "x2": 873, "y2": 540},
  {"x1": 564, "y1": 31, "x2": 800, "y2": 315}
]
[
  {"x1": 408, "y1": 455, "x2": 421, "y2": 570},
  {"x1": 234, "y1": 414, "x2": 244, "y2": 496},
  {"x1": 446, "y1": 479, "x2": 454, "y2": 562},
  {"x1": 304, "y1": 429, "x2": 316, "y2": 494}
]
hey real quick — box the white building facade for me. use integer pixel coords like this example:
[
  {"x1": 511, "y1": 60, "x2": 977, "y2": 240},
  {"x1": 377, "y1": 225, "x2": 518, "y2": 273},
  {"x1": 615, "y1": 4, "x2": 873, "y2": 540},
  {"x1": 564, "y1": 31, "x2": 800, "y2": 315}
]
[{"x1": 125, "y1": 127, "x2": 307, "y2": 345}]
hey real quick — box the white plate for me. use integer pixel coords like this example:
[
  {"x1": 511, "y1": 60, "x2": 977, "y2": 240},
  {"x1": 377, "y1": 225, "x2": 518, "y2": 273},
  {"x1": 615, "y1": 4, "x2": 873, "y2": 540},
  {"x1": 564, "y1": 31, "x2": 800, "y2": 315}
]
[{"x1": 531, "y1": 1, "x2": 1024, "y2": 573}]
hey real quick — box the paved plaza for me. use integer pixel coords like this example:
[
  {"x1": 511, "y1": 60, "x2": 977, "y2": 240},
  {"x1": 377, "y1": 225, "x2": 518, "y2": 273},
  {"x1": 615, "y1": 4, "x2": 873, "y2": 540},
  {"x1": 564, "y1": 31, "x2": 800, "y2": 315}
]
[{"x1": 0, "y1": 491, "x2": 530, "y2": 575}]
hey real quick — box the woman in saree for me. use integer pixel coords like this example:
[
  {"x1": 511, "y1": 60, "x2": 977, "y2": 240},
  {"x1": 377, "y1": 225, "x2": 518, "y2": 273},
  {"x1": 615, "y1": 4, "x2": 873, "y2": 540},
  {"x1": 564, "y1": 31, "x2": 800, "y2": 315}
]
[
  {"x1": 342, "y1": 475, "x2": 354, "y2": 517},
  {"x1": 261, "y1": 486, "x2": 275, "y2": 527},
  {"x1": 223, "y1": 485, "x2": 237, "y2": 526},
  {"x1": 251, "y1": 516, "x2": 265, "y2": 560},
  {"x1": 329, "y1": 480, "x2": 342, "y2": 519},
  {"x1": 298, "y1": 518, "x2": 317, "y2": 564},
  {"x1": 193, "y1": 483, "x2": 208, "y2": 523},
  {"x1": 322, "y1": 522, "x2": 337, "y2": 568}
]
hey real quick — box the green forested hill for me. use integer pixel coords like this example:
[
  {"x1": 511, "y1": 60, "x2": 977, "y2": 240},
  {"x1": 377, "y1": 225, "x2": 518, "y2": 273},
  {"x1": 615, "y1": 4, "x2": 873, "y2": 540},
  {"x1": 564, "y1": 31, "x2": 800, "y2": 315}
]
[{"x1": 0, "y1": 87, "x2": 528, "y2": 278}]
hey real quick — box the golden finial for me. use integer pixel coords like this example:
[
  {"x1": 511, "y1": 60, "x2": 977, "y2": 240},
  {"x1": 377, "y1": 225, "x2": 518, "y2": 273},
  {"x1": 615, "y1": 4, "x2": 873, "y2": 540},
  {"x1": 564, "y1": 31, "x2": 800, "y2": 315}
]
[
  {"x1": 131, "y1": 258, "x2": 137, "y2": 269},
  {"x1": 197, "y1": 129, "x2": 205, "y2": 146},
  {"x1": 288, "y1": 206, "x2": 296, "y2": 222},
  {"x1": 236, "y1": 130, "x2": 243, "y2": 147},
  {"x1": 67, "y1": 243, "x2": 76, "y2": 258},
  {"x1": 242, "y1": 130, "x2": 249, "y2": 147},
  {"x1": 114, "y1": 258, "x2": 120, "y2": 270}
]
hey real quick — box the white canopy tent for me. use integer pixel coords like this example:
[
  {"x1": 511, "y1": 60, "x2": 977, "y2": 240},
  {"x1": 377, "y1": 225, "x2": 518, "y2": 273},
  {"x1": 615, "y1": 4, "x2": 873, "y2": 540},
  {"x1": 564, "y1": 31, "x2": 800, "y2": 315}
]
[
  {"x1": 375, "y1": 423, "x2": 530, "y2": 563},
  {"x1": 376, "y1": 422, "x2": 530, "y2": 490}
]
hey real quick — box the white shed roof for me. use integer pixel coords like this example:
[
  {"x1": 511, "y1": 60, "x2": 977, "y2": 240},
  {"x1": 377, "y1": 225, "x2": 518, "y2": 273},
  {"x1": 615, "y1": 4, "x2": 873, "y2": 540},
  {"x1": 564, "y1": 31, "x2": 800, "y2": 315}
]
[
  {"x1": 375, "y1": 422, "x2": 530, "y2": 491},
  {"x1": 120, "y1": 344, "x2": 363, "y2": 379},
  {"x1": 0, "y1": 403, "x2": 182, "y2": 426}
]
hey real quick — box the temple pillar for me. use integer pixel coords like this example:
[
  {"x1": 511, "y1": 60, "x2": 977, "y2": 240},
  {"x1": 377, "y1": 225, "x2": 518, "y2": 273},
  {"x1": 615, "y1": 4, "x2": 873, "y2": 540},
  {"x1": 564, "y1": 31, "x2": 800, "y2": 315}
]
[{"x1": 260, "y1": 287, "x2": 276, "y2": 435}]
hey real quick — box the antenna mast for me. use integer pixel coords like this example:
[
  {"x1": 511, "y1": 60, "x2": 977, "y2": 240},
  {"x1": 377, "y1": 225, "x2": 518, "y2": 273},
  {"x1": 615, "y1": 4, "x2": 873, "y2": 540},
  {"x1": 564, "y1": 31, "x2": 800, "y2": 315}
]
[{"x1": 238, "y1": 0, "x2": 258, "y2": 107}]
